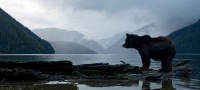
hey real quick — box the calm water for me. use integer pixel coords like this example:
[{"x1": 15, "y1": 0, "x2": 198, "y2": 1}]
[{"x1": 0, "y1": 54, "x2": 200, "y2": 90}]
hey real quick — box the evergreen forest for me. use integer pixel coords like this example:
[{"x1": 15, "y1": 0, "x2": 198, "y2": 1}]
[
  {"x1": 167, "y1": 19, "x2": 200, "y2": 53},
  {"x1": 0, "y1": 8, "x2": 55, "y2": 54}
]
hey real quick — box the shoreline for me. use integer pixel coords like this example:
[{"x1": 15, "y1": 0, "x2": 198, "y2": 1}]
[{"x1": 0, "y1": 60, "x2": 191, "y2": 81}]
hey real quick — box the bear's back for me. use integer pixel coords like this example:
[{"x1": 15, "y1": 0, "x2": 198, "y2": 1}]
[
  {"x1": 148, "y1": 36, "x2": 175, "y2": 52},
  {"x1": 139, "y1": 36, "x2": 175, "y2": 51},
  {"x1": 141, "y1": 36, "x2": 176, "y2": 60},
  {"x1": 140, "y1": 35, "x2": 152, "y2": 43},
  {"x1": 151, "y1": 36, "x2": 172, "y2": 43}
]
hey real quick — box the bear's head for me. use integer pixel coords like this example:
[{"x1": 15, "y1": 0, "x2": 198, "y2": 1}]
[{"x1": 122, "y1": 34, "x2": 140, "y2": 49}]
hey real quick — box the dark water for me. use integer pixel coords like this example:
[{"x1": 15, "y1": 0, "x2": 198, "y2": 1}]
[{"x1": 0, "y1": 54, "x2": 200, "y2": 90}]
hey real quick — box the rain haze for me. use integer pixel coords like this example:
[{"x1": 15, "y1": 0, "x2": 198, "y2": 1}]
[{"x1": 0, "y1": 0, "x2": 200, "y2": 39}]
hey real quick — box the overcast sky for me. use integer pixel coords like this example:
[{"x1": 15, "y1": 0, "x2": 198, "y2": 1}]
[{"x1": 0, "y1": 0, "x2": 200, "y2": 39}]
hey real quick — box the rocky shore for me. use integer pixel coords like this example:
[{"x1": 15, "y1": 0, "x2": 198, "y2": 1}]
[
  {"x1": 0, "y1": 60, "x2": 74, "y2": 81},
  {"x1": 0, "y1": 60, "x2": 192, "y2": 81}
]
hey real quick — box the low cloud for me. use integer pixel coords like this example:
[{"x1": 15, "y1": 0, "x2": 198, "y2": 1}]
[{"x1": 0, "y1": 0, "x2": 200, "y2": 38}]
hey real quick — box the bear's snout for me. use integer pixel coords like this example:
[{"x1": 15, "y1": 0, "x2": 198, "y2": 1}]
[{"x1": 122, "y1": 43, "x2": 126, "y2": 48}]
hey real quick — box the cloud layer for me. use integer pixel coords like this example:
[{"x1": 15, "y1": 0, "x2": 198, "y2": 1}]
[{"x1": 0, "y1": 0, "x2": 200, "y2": 38}]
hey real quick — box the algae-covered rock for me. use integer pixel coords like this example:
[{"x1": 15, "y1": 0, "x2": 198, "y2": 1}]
[
  {"x1": 76, "y1": 63, "x2": 134, "y2": 76},
  {"x1": 0, "y1": 68, "x2": 49, "y2": 81},
  {"x1": 0, "y1": 60, "x2": 74, "y2": 74}
]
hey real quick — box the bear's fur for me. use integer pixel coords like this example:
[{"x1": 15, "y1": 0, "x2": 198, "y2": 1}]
[{"x1": 122, "y1": 34, "x2": 176, "y2": 72}]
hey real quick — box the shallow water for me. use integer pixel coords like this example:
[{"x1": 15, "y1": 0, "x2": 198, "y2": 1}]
[
  {"x1": 0, "y1": 54, "x2": 200, "y2": 90},
  {"x1": 0, "y1": 79, "x2": 199, "y2": 90}
]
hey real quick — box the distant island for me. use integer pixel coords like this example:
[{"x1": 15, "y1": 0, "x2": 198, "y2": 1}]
[{"x1": 0, "y1": 8, "x2": 55, "y2": 54}]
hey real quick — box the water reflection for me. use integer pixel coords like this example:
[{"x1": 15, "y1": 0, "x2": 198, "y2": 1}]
[
  {"x1": 0, "y1": 81, "x2": 78, "y2": 90},
  {"x1": 0, "y1": 54, "x2": 52, "y2": 61},
  {"x1": 76, "y1": 80, "x2": 139, "y2": 87},
  {"x1": 142, "y1": 81, "x2": 151, "y2": 90},
  {"x1": 150, "y1": 80, "x2": 176, "y2": 90},
  {"x1": 1, "y1": 79, "x2": 200, "y2": 90}
]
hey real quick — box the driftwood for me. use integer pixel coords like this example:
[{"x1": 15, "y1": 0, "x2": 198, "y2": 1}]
[
  {"x1": 74, "y1": 60, "x2": 192, "y2": 81},
  {"x1": 173, "y1": 60, "x2": 190, "y2": 66},
  {"x1": 137, "y1": 60, "x2": 192, "y2": 81}
]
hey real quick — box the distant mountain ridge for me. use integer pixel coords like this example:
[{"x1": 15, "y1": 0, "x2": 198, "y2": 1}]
[
  {"x1": 133, "y1": 23, "x2": 157, "y2": 36},
  {"x1": 167, "y1": 19, "x2": 200, "y2": 53},
  {"x1": 99, "y1": 31, "x2": 128, "y2": 49},
  {"x1": 50, "y1": 41, "x2": 96, "y2": 54},
  {"x1": 33, "y1": 28, "x2": 105, "y2": 53},
  {"x1": 104, "y1": 23, "x2": 157, "y2": 54},
  {"x1": 33, "y1": 28, "x2": 84, "y2": 42},
  {"x1": 104, "y1": 20, "x2": 200, "y2": 54},
  {"x1": 0, "y1": 8, "x2": 55, "y2": 54}
]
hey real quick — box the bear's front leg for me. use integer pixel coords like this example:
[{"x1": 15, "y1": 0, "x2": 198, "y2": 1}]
[{"x1": 140, "y1": 53, "x2": 151, "y2": 70}]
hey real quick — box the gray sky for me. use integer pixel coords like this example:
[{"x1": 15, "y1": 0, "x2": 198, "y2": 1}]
[{"x1": 0, "y1": 0, "x2": 200, "y2": 39}]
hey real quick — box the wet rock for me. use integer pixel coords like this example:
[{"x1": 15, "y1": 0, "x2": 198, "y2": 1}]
[
  {"x1": 46, "y1": 75, "x2": 67, "y2": 81},
  {"x1": 76, "y1": 63, "x2": 134, "y2": 76},
  {"x1": 0, "y1": 60, "x2": 74, "y2": 74},
  {"x1": 0, "y1": 60, "x2": 192, "y2": 81},
  {"x1": 0, "y1": 68, "x2": 49, "y2": 81},
  {"x1": 145, "y1": 75, "x2": 162, "y2": 81},
  {"x1": 133, "y1": 66, "x2": 143, "y2": 74}
]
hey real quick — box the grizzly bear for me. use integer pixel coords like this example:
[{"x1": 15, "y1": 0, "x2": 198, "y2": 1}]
[{"x1": 122, "y1": 34, "x2": 176, "y2": 72}]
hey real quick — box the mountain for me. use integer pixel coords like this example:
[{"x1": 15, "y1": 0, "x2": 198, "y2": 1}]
[
  {"x1": 99, "y1": 31, "x2": 128, "y2": 49},
  {"x1": 167, "y1": 19, "x2": 200, "y2": 53},
  {"x1": 104, "y1": 36, "x2": 138, "y2": 54},
  {"x1": 33, "y1": 28, "x2": 84, "y2": 42},
  {"x1": 133, "y1": 23, "x2": 157, "y2": 36},
  {"x1": 0, "y1": 8, "x2": 54, "y2": 54},
  {"x1": 33, "y1": 28, "x2": 105, "y2": 53},
  {"x1": 78, "y1": 39, "x2": 105, "y2": 53},
  {"x1": 104, "y1": 24, "x2": 156, "y2": 54},
  {"x1": 49, "y1": 41, "x2": 96, "y2": 54}
]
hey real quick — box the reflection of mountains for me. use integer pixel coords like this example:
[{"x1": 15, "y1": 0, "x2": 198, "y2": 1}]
[
  {"x1": 77, "y1": 80, "x2": 139, "y2": 87},
  {"x1": 77, "y1": 80, "x2": 176, "y2": 90},
  {"x1": 0, "y1": 81, "x2": 78, "y2": 90},
  {"x1": 151, "y1": 80, "x2": 175, "y2": 90},
  {"x1": 0, "y1": 55, "x2": 52, "y2": 61},
  {"x1": 2, "y1": 80, "x2": 199, "y2": 90}
]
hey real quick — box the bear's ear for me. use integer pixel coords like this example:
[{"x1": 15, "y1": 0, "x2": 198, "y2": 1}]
[{"x1": 126, "y1": 34, "x2": 129, "y2": 37}]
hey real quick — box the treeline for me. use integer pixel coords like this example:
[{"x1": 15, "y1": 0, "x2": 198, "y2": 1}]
[
  {"x1": 0, "y1": 8, "x2": 55, "y2": 54},
  {"x1": 167, "y1": 19, "x2": 200, "y2": 53}
]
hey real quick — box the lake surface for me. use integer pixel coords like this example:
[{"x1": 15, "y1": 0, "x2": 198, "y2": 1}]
[{"x1": 0, "y1": 54, "x2": 200, "y2": 90}]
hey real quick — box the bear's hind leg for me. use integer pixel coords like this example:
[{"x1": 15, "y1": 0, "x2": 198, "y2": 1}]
[{"x1": 159, "y1": 60, "x2": 172, "y2": 72}]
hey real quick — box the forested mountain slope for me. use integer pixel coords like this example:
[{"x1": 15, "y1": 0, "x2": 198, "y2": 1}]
[
  {"x1": 0, "y1": 8, "x2": 55, "y2": 54},
  {"x1": 167, "y1": 19, "x2": 200, "y2": 53}
]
